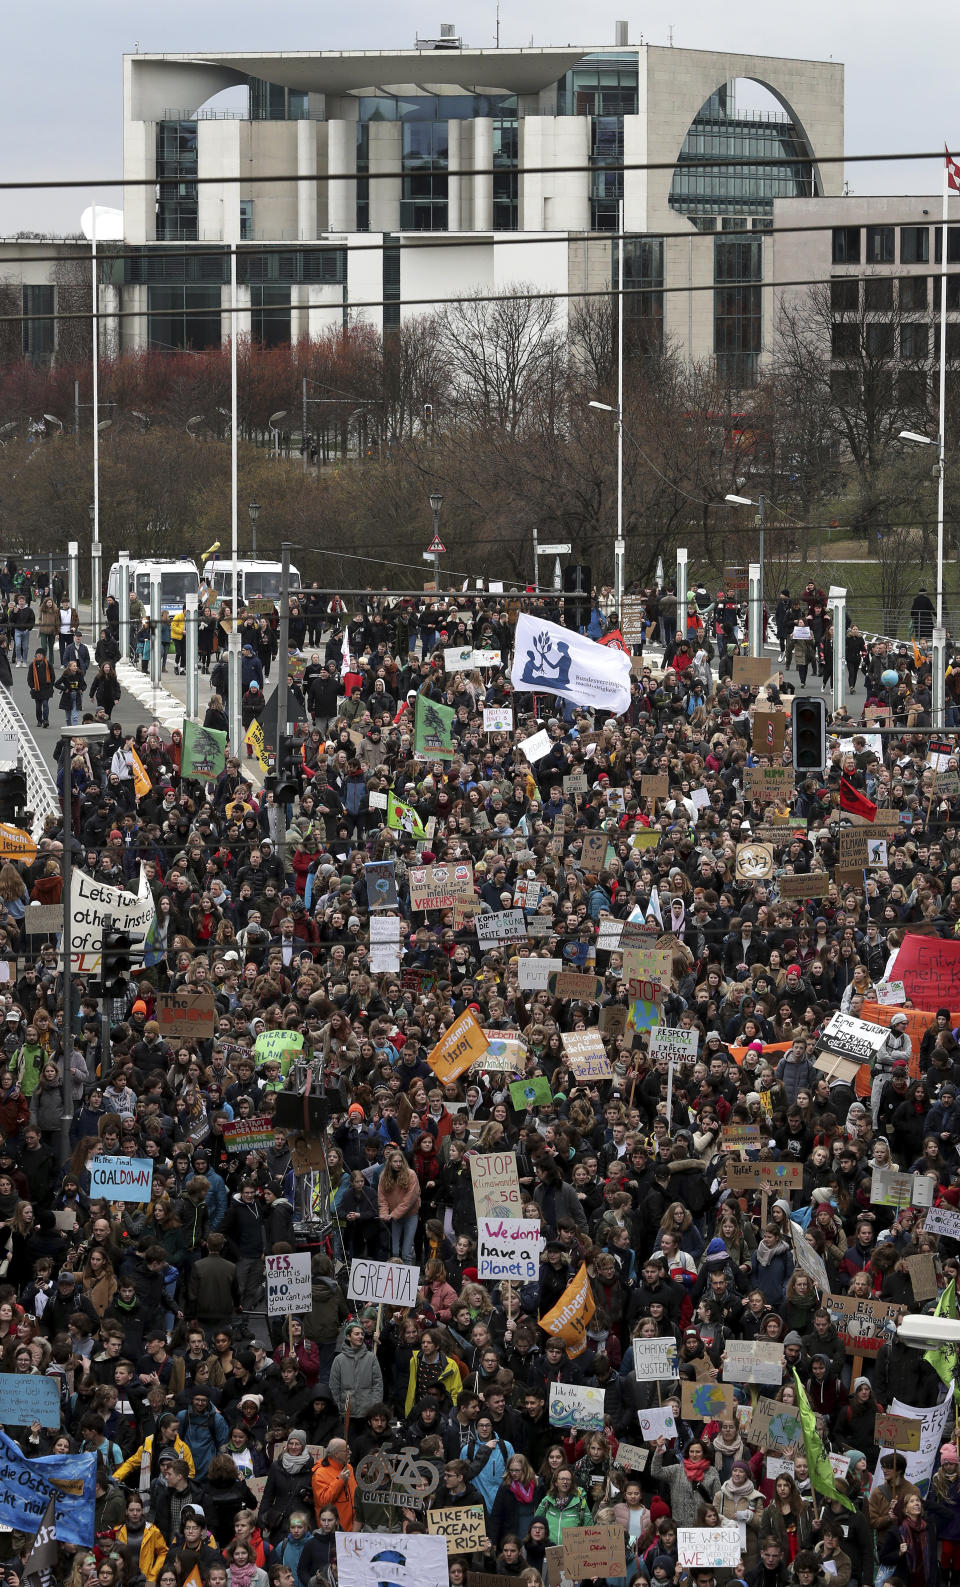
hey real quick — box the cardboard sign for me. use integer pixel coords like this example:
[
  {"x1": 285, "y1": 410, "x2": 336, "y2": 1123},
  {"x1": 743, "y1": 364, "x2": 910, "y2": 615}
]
[
  {"x1": 470, "y1": 1152, "x2": 522, "y2": 1218},
  {"x1": 778, "y1": 873, "x2": 832, "y2": 900},
  {"x1": 612, "y1": 1442, "x2": 649, "y2": 1472},
  {"x1": 678, "y1": 1529, "x2": 743, "y2": 1570},
  {"x1": 599, "y1": 1003, "x2": 628, "y2": 1037},
  {"x1": 564, "y1": 771, "x2": 589, "y2": 795},
  {"x1": 562, "y1": 1527, "x2": 626, "y2": 1580},
  {"x1": 477, "y1": 1218, "x2": 544, "y2": 1282},
  {"x1": 89, "y1": 1158, "x2": 153, "y2": 1203},
  {"x1": 838, "y1": 828, "x2": 888, "y2": 867},
  {"x1": 735, "y1": 841, "x2": 776, "y2": 881},
  {"x1": 548, "y1": 1383, "x2": 605, "y2": 1431},
  {"x1": 23, "y1": 905, "x2": 64, "y2": 933},
  {"x1": 905, "y1": 1253, "x2": 938, "y2": 1302},
  {"x1": 580, "y1": 832, "x2": 608, "y2": 872},
  {"x1": 347, "y1": 1259, "x2": 419, "y2": 1308},
  {"x1": 156, "y1": 991, "x2": 216, "y2": 1040},
  {"x1": 874, "y1": 1412, "x2": 922, "y2": 1452},
  {"x1": 748, "y1": 1396, "x2": 803, "y2": 1450},
  {"x1": 681, "y1": 1381, "x2": 736, "y2": 1421},
  {"x1": 813, "y1": 1051, "x2": 863, "y2": 1086},
  {"x1": 622, "y1": 946, "x2": 671, "y2": 987},
  {"x1": 632, "y1": 1337, "x2": 678, "y2": 1381},
  {"x1": 733, "y1": 656, "x2": 776, "y2": 687},
  {"x1": 744, "y1": 765, "x2": 796, "y2": 801},
  {"x1": 426, "y1": 1008, "x2": 488, "y2": 1083},
  {"x1": 548, "y1": 970, "x2": 603, "y2": 1001},
  {"x1": 265, "y1": 1251, "x2": 312, "y2": 1317},
  {"x1": 641, "y1": 775, "x2": 669, "y2": 801},
  {"x1": 823, "y1": 1293, "x2": 903, "y2": 1355},
  {"x1": 722, "y1": 1340, "x2": 784, "y2": 1386},
  {"x1": 725, "y1": 1161, "x2": 803, "y2": 1191},
  {"x1": 409, "y1": 863, "x2": 475, "y2": 912},
  {"x1": 428, "y1": 1506, "x2": 486, "y2": 1556},
  {"x1": 753, "y1": 711, "x2": 786, "y2": 755},
  {"x1": 0, "y1": 1376, "x2": 60, "y2": 1429}
]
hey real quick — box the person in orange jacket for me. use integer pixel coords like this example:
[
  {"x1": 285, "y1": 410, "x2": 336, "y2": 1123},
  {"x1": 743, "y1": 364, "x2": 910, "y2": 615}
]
[{"x1": 311, "y1": 1437, "x2": 357, "y2": 1531}]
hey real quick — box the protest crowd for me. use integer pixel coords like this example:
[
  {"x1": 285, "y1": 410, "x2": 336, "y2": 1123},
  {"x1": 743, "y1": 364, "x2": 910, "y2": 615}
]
[{"x1": 0, "y1": 578, "x2": 958, "y2": 1587}]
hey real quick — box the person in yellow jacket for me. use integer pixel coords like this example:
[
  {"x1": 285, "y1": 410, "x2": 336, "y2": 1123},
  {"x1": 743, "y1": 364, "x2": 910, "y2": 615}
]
[
  {"x1": 114, "y1": 1413, "x2": 195, "y2": 1484},
  {"x1": 115, "y1": 1494, "x2": 168, "y2": 1586},
  {"x1": 170, "y1": 607, "x2": 186, "y2": 675},
  {"x1": 404, "y1": 1327, "x2": 462, "y2": 1416}
]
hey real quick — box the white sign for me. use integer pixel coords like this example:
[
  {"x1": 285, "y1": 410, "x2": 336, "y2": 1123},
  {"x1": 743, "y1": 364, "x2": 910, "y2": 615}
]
[
  {"x1": 69, "y1": 862, "x2": 155, "y2": 975},
  {"x1": 519, "y1": 728, "x2": 552, "y2": 763},
  {"x1": 511, "y1": 611, "x2": 632, "y2": 715},
  {"x1": 821, "y1": 1011, "x2": 887, "y2": 1061},
  {"x1": 370, "y1": 916, "x2": 403, "y2": 943},
  {"x1": 478, "y1": 1218, "x2": 544, "y2": 1282},
  {"x1": 548, "y1": 1383, "x2": 605, "y2": 1431},
  {"x1": 677, "y1": 1529, "x2": 742, "y2": 1570},
  {"x1": 336, "y1": 1533, "x2": 448, "y2": 1587},
  {"x1": 765, "y1": 1457, "x2": 795, "y2": 1480},
  {"x1": 648, "y1": 1027, "x2": 700, "y2": 1065},
  {"x1": 924, "y1": 1204, "x2": 960, "y2": 1239},
  {"x1": 476, "y1": 910, "x2": 528, "y2": 947},
  {"x1": 473, "y1": 649, "x2": 503, "y2": 669},
  {"x1": 632, "y1": 1337, "x2": 679, "y2": 1381},
  {"x1": 265, "y1": 1252, "x2": 312, "y2": 1317},
  {"x1": 517, "y1": 956, "x2": 562, "y2": 990},
  {"x1": 347, "y1": 1259, "x2": 420, "y2": 1308},
  {"x1": 369, "y1": 948, "x2": 401, "y2": 974},
  {"x1": 444, "y1": 646, "x2": 477, "y2": 672},
  {"x1": 0, "y1": 734, "x2": 18, "y2": 763},
  {"x1": 483, "y1": 706, "x2": 514, "y2": 732},
  {"x1": 722, "y1": 1340, "x2": 784, "y2": 1386},
  {"x1": 367, "y1": 790, "x2": 388, "y2": 810},
  {"x1": 637, "y1": 1405, "x2": 677, "y2": 1443},
  {"x1": 877, "y1": 980, "x2": 906, "y2": 1006},
  {"x1": 873, "y1": 1395, "x2": 953, "y2": 1497}
]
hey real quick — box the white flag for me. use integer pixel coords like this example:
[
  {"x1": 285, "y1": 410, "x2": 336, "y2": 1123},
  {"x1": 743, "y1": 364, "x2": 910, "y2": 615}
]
[
  {"x1": 511, "y1": 612, "x2": 632, "y2": 715},
  {"x1": 341, "y1": 626, "x2": 351, "y2": 673},
  {"x1": 646, "y1": 888, "x2": 663, "y2": 929}
]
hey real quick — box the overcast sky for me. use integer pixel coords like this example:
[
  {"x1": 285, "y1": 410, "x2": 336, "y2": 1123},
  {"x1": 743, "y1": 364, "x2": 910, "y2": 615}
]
[{"x1": 1, "y1": 0, "x2": 955, "y2": 235}]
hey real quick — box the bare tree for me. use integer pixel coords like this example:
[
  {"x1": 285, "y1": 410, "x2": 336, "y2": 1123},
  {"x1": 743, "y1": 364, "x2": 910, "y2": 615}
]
[{"x1": 435, "y1": 286, "x2": 562, "y2": 437}]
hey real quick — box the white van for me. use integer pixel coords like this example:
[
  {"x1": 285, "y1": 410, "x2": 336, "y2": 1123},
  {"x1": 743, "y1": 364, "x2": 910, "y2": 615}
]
[
  {"x1": 106, "y1": 558, "x2": 201, "y2": 609},
  {"x1": 203, "y1": 558, "x2": 302, "y2": 604}
]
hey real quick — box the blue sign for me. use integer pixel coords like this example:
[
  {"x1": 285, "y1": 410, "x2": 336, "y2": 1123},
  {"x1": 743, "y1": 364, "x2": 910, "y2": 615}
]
[
  {"x1": 32, "y1": 1450, "x2": 96, "y2": 1546},
  {"x1": 0, "y1": 1375, "x2": 60, "y2": 1429},
  {"x1": 0, "y1": 1430, "x2": 55, "y2": 1532},
  {"x1": 89, "y1": 1157, "x2": 154, "y2": 1202}
]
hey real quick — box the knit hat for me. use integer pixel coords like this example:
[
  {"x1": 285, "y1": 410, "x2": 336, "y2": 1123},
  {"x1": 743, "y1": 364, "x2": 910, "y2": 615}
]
[
  {"x1": 649, "y1": 1496, "x2": 671, "y2": 1524},
  {"x1": 704, "y1": 1238, "x2": 729, "y2": 1263},
  {"x1": 731, "y1": 1459, "x2": 752, "y2": 1479},
  {"x1": 131, "y1": 999, "x2": 147, "y2": 1015},
  {"x1": 787, "y1": 964, "x2": 803, "y2": 976},
  {"x1": 941, "y1": 1443, "x2": 959, "y2": 1464},
  {"x1": 783, "y1": 1330, "x2": 804, "y2": 1349},
  {"x1": 747, "y1": 1040, "x2": 764, "y2": 1053},
  {"x1": 890, "y1": 1012, "x2": 908, "y2": 1028},
  {"x1": 347, "y1": 1103, "x2": 365, "y2": 1118},
  {"x1": 288, "y1": 1429, "x2": 308, "y2": 1446},
  {"x1": 852, "y1": 1376, "x2": 871, "y2": 1392},
  {"x1": 845, "y1": 1449, "x2": 866, "y2": 1470}
]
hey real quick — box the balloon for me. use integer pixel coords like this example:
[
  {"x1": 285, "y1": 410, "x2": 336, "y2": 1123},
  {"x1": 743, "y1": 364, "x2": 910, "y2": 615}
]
[{"x1": 881, "y1": 668, "x2": 899, "y2": 687}]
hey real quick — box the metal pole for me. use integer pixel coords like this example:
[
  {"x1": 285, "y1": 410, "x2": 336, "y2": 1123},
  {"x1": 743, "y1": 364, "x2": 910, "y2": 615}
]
[
  {"x1": 74, "y1": 379, "x2": 79, "y2": 441},
  {"x1": 432, "y1": 502, "x2": 441, "y2": 589},
  {"x1": 274, "y1": 542, "x2": 292, "y2": 753},
  {"x1": 532, "y1": 523, "x2": 539, "y2": 593},
  {"x1": 933, "y1": 624, "x2": 947, "y2": 731},
  {"x1": 938, "y1": 162, "x2": 949, "y2": 629},
  {"x1": 228, "y1": 242, "x2": 242, "y2": 755},
  {"x1": 614, "y1": 198, "x2": 625, "y2": 614},
  {"x1": 184, "y1": 593, "x2": 199, "y2": 720},
  {"x1": 757, "y1": 494, "x2": 765, "y2": 638},
  {"x1": 47, "y1": 553, "x2": 53, "y2": 600},
  {"x1": 91, "y1": 543, "x2": 102, "y2": 638},
  {"x1": 748, "y1": 563, "x2": 762, "y2": 660},
  {"x1": 830, "y1": 588, "x2": 847, "y2": 712},
  {"x1": 99, "y1": 912, "x2": 113, "y2": 1083},
  {"x1": 91, "y1": 208, "x2": 100, "y2": 561},
  {"x1": 251, "y1": 512, "x2": 257, "y2": 557},
  {"x1": 149, "y1": 573, "x2": 162, "y2": 696},
  {"x1": 676, "y1": 548, "x2": 688, "y2": 637},
  {"x1": 118, "y1": 551, "x2": 130, "y2": 662},
  {"x1": 302, "y1": 377, "x2": 308, "y2": 475},
  {"x1": 665, "y1": 1058, "x2": 674, "y2": 1134},
  {"x1": 67, "y1": 542, "x2": 79, "y2": 616},
  {"x1": 59, "y1": 737, "x2": 74, "y2": 1162}
]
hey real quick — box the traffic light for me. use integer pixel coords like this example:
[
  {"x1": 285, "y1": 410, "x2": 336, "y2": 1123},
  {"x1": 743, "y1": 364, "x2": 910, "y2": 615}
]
[
  {"x1": 0, "y1": 769, "x2": 28, "y2": 827},
  {"x1": 563, "y1": 563, "x2": 591, "y2": 630},
  {"x1": 791, "y1": 696, "x2": 826, "y2": 773},
  {"x1": 100, "y1": 929, "x2": 135, "y2": 998},
  {"x1": 275, "y1": 733, "x2": 301, "y2": 805}
]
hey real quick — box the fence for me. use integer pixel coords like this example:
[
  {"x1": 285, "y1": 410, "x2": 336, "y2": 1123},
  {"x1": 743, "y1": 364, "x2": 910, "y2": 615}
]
[{"x1": 0, "y1": 686, "x2": 58, "y2": 839}]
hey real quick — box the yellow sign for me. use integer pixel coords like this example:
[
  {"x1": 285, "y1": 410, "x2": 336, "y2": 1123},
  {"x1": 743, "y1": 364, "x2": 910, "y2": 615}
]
[
  {"x1": 426, "y1": 1008, "x2": 489, "y2": 1084},
  {"x1": 130, "y1": 747, "x2": 152, "y2": 801},
  {"x1": 539, "y1": 1261, "x2": 596, "y2": 1358},
  {"x1": 0, "y1": 823, "x2": 37, "y2": 863},
  {"x1": 245, "y1": 719, "x2": 269, "y2": 772}
]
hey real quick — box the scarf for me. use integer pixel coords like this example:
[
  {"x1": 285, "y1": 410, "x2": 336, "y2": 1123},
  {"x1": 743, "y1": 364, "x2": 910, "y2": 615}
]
[
  {"x1": 281, "y1": 1448, "x2": 313, "y2": 1475},
  {"x1": 683, "y1": 1455, "x2": 710, "y2": 1483},
  {"x1": 229, "y1": 1564, "x2": 259, "y2": 1587},
  {"x1": 509, "y1": 1478, "x2": 536, "y2": 1504},
  {"x1": 756, "y1": 1239, "x2": 789, "y2": 1268}
]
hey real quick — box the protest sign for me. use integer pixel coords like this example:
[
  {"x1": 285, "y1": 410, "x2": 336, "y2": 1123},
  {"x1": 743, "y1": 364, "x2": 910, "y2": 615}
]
[
  {"x1": 735, "y1": 842, "x2": 776, "y2": 881},
  {"x1": 428, "y1": 1507, "x2": 487, "y2": 1556},
  {"x1": 347, "y1": 1259, "x2": 420, "y2": 1308},
  {"x1": 873, "y1": 1394, "x2": 953, "y2": 1497},
  {"x1": 748, "y1": 1396, "x2": 803, "y2": 1450},
  {"x1": 678, "y1": 1530, "x2": 742, "y2": 1570},
  {"x1": 641, "y1": 775, "x2": 669, "y2": 801},
  {"x1": 562, "y1": 1029, "x2": 607, "y2": 1064},
  {"x1": 364, "y1": 861, "x2": 398, "y2": 911},
  {"x1": 0, "y1": 1376, "x2": 60, "y2": 1429},
  {"x1": 744, "y1": 765, "x2": 796, "y2": 801},
  {"x1": 890, "y1": 934, "x2": 960, "y2": 1008},
  {"x1": 221, "y1": 1117, "x2": 274, "y2": 1153},
  {"x1": 632, "y1": 1337, "x2": 678, "y2": 1381},
  {"x1": 765, "y1": 1457, "x2": 795, "y2": 1480},
  {"x1": 612, "y1": 1443, "x2": 649, "y2": 1472},
  {"x1": 778, "y1": 873, "x2": 832, "y2": 900},
  {"x1": 820, "y1": 1012, "x2": 888, "y2": 1064},
  {"x1": 564, "y1": 770, "x2": 589, "y2": 795},
  {"x1": 539, "y1": 1262, "x2": 595, "y2": 1358},
  {"x1": 265, "y1": 1252, "x2": 312, "y2": 1317},
  {"x1": 337, "y1": 1533, "x2": 448, "y2": 1587},
  {"x1": 548, "y1": 1383, "x2": 605, "y2": 1431},
  {"x1": 519, "y1": 728, "x2": 551, "y2": 763},
  {"x1": 823, "y1": 1293, "x2": 902, "y2": 1355},
  {"x1": 599, "y1": 1003, "x2": 628, "y2": 1038},
  {"x1": 254, "y1": 1028, "x2": 304, "y2": 1074},
  {"x1": 876, "y1": 979, "x2": 907, "y2": 1006},
  {"x1": 725, "y1": 1161, "x2": 803, "y2": 1191},
  {"x1": 483, "y1": 707, "x2": 514, "y2": 732},
  {"x1": 562, "y1": 1527, "x2": 626, "y2": 1580},
  {"x1": 925, "y1": 1204, "x2": 960, "y2": 1239},
  {"x1": 813, "y1": 1051, "x2": 863, "y2": 1086},
  {"x1": 470, "y1": 1152, "x2": 522, "y2": 1218},
  {"x1": 156, "y1": 991, "x2": 216, "y2": 1040},
  {"x1": 89, "y1": 1158, "x2": 153, "y2": 1203},
  {"x1": 549, "y1": 970, "x2": 604, "y2": 1001},
  {"x1": 479, "y1": 1031, "x2": 526, "y2": 1072},
  {"x1": 722, "y1": 1340, "x2": 784, "y2": 1386},
  {"x1": 478, "y1": 1219, "x2": 544, "y2": 1282},
  {"x1": 905, "y1": 1253, "x2": 938, "y2": 1302},
  {"x1": 23, "y1": 904, "x2": 64, "y2": 933},
  {"x1": 472, "y1": 648, "x2": 502, "y2": 668},
  {"x1": 733, "y1": 655, "x2": 776, "y2": 688},
  {"x1": 753, "y1": 710, "x2": 786, "y2": 755},
  {"x1": 426, "y1": 1009, "x2": 488, "y2": 1083},
  {"x1": 508, "y1": 1076, "x2": 553, "y2": 1110},
  {"x1": 580, "y1": 832, "x2": 608, "y2": 872},
  {"x1": 647, "y1": 1027, "x2": 700, "y2": 1065},
  {"x1": 370, "y1": 916, "x2": 402, "y2": 944},
  {"x1": 475, "y1": 909, "x2": 528, "y2": 947},
  {"x1": 681, "y1": 1381, "x2": 736, "y2": 1421},
  {"x1": 875, "y1": 1412, "x2": 922, "y2": 1452},
  {"x1": 637, "y1": 1406, "x2": 677, "y2": 1442},
  {"x1": 870, "y1": 1169, "x2": 934, "y2": 1209},
  {"x1": 409, "y1": 863, "x2": 475, "y2": 912},
  {"x1": 444, "y1": 646, "x2": 476, "y2": 672},
  {"x1": 622, "y1": 946, "x2": 671, "y2": 987},
  {"x1": 517, "y1": 956, "x2": 562, "y2": 990}
]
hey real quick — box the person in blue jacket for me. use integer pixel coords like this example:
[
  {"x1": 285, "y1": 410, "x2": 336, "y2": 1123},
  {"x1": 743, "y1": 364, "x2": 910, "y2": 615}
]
[{"x1": 749, "y1": 1224, "x2": 795, "y2": 1308}]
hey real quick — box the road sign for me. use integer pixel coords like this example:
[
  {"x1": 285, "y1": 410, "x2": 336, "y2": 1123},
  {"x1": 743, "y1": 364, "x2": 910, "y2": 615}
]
[
  {"x1": 428, "y1": 535, "x2": 446, "y2": 553},
  {"x1": 539, "y1": 542, "x2": 572, "y2": 554}
]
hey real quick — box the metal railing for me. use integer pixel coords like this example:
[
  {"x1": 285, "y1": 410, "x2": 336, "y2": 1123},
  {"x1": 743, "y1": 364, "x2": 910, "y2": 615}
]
[{"x1": 0, "y1": 687, "x2": 58, "y2": 839}]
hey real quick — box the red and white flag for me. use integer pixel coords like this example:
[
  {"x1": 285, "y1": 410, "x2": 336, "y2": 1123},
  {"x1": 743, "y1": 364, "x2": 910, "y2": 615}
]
[{"x1": 947, "y1": 146, "x2": 960, "y2": 193}]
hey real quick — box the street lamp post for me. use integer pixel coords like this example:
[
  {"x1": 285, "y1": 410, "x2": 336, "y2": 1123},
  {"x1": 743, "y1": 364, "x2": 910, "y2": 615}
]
[
  {"x1": 248, "y1": 501, "x2": 261, "y2": 557},
  {"x1": 899, "y1": 429, "x2": 946, "y2": 729},
  {"x1": 58, "y1": 721, "x2": 109, "y2": 1159},
  {"x1": 429, "y1": 492, "x2": 443, "y2": 588},
  {"x1": 725, "y1": 493, "x2": 766, "y2": 658}
]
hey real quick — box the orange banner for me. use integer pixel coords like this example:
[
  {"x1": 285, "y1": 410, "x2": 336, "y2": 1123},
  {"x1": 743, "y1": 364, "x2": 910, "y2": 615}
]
[{"x1": 539, "y1": 1261, "x2": 596, "y2": 1358}]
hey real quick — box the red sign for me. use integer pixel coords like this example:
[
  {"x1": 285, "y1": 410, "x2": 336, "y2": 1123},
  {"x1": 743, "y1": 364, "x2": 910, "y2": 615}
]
[
  {"x1": 428, "y1": 535, "x2": 446, "y2": 553},
  {"x1": 889, "y1": 934, "x2": 960, "y2": 1011}
]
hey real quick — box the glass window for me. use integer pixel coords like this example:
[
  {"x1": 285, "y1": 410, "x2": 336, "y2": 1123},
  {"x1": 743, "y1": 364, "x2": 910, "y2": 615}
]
[
  {"x1": 714, "y1": 238, "x2": 762, "y2": 386},
  {"x1": 864, "y1": 278, "x2": 894, "y2": 312},
  {"x1": 251, "y1": 284, "x2": 291, "y2": 346},
  {"x1": 831, "y1": 322, "x2": 859, "y2": 359},
  {"x1": 832, "y1": 227, "x2": 861, "y2": 265},
  {"x1": 619, "y1": 237, "x2": 664, "y2": 357},
  {"x1": 492, "y1": 119, "x2": 518, "y2": 231},
  {"x1": 865, "y1": 323, "x2": 894, "y2": 358},
  {"x1": 383, "y1": 244, "x2": 400, "y2": 330},
  {"x1": 934, "y1": 226, "x2": 960, "y2": 262},
  {"x1": 900, "y1": 226, "x2": 929, "y2": 264},
  {"x1": 901, "y1": 275, "x2": 929, "y2": 311},
  {"x1": 865, "y1": 226, "x2": 895, "y2": 264},
  {"x1": 239, "y1": 200, "x2": 254, "y2": 241},
  {"x1": 148, "y1": 284, "x2": 221, "y2": 350},
  {"x1": 901, "y1": 323, "x2": 929, "y2": 360},
  {"x1": 830, "y1": 278, "x2": 858, "y2": 314},
  {"x1": 22, "y1": 285, "x2": 55, "y2": 365}
]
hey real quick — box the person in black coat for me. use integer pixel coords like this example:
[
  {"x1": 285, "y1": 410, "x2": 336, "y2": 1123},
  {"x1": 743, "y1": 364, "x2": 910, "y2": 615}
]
[
  {"x1": 199, "y1": 1453, "x2": 260, "y2": 1543},
  {"x1": 89, "y1": 664, "x2": 122, "y2": 718}
]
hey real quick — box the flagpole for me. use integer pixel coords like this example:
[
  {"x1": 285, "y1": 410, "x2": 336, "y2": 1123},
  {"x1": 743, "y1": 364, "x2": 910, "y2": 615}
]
[{"x1": 938, "y1": 153, "x2": 949, "y2": 633}]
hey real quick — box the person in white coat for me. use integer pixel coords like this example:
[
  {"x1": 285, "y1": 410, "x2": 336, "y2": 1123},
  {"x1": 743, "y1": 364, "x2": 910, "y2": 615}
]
[{"x1": 871, "y1": 1011, "x2": 912, "y2": 1128}]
